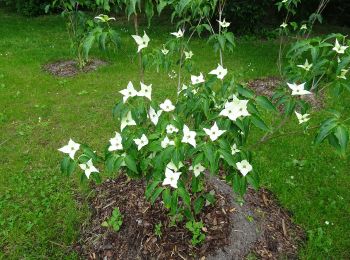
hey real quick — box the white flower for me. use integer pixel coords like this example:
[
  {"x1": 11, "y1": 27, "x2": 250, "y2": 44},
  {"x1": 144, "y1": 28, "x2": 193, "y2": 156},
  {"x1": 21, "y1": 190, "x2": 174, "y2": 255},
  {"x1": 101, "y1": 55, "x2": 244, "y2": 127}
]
[
  {"x1": 231, "y1": 144, "x2": 240, "y2": 155},
  {"x1": 108, "y1": 132, "x2": 123, "y2": 151},
  {"x1": 131, "y1": 31, "x2": 150, "y2": 53},
  {"x1": 192, "y1": 88, "x2": 198, "y2": 95},
  {"x1": 280, "y1": 22, "x2": 288, "y2": 28},
  {"x1": 236, "y1": 160, "x2": 252, "y2": 176},
  {"x1": 184, "y1": 51, "x2": 193, "y2": 60},
  {"x1": 58, "y1": 139, "x2": 80, "y2": 159},
  {"x1": 119, "y1": 81, "x2": 138, "y2": 103},
  {"x1": 295, "y1": 111, "x2": 310, "y2": 124},
  {"x1": 148, "y1": 106, "x2": 162, "y2": 125},
  {"x1": 209, "y1": 64, "x2": 228, "y2": 80},
  {"x1": 337, "y1": 69, "x2": 348, "y2": 80},
  {"x1": 178, "y1": 84, "x2": 188, "y2": 95},
  {"x1": 160, "y1": 99, "x2": 175, "y2": 112},
  {"x1": 137, "y1": 82, "x2": 152, "y2": 101},
  {"x1": 300, "y1": 24, "x2": 307, "y2": 30},
  {"x1": 287, "y1": 82, "x2": 312, "y2": 96},
  {"x1": 332, "y1": 39, "x2": 348, "y2": 54},
  {"x1": 325, "y1": 221, "x2": 330, "y2": 225},
  {"x1": 121, "y1": 111, "x2": 136, "y2": 131},
  {"x1": 220, "y1": 96, "x2": 250, "y2": 121},
  {"x1": 218, "y1": 19, "x2": 230, "y2": 28},
  {"x1": 161, "y1": 136, "x2": 175, "y2": 148},
  {"x1": 203, "y1": 122, "x2": 226, "y2": 141},
  {"x1": 182, "y1": 124, "x2": 197, "y2": 147},
  {"x1": 134, "y1": 134, "x2": 149, "y2": 150},
  {"x1": 94, "y1": 14, "x2": 116, "y2": 22},
  {"x1": 166, "y1": 124, "x2": 179, "y2": 134},
  {"x1": 297, "y1": 59, "x2": 312, "y2": 71},
  {"x1": 166, "y1": 161, "x2": 184, "y2": 172},
  {"x1": 79, "y1": 159, "x2": 99, "y2": 179},
  {"x1": 171, "y1": 29, "x2": 184, "y2": 38},
  {"x1": 162, "y1": 167, "x2": 181, "y2": 188},
  {"x1": 189, "y1": 163, "x2": 205, "y2": 177},
  {"x1": 161, "y1": 48, "x2": 169, "y2": 55},
  {"x1": 191, "y1": 73, "x2": 205, "y2": 85}
]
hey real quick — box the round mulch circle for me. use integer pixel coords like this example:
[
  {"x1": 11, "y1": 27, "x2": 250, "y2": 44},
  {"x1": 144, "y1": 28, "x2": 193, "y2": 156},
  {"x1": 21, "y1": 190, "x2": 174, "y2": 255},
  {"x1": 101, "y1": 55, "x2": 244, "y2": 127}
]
[
  {"x1": 43, "y1": 59, "x2": 108, "y2": 77},
  {"x1": 75, "y1": 174, "x2": 305, "y2": 259}
]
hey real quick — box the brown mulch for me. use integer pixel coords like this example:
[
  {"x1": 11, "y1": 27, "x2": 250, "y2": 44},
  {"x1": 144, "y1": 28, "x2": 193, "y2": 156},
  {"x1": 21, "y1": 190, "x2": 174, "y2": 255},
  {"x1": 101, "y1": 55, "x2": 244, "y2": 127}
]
[
  {"x1": 245, "y1": 188, "x2": 305, "y2": 259},
  {"x1": 75, "y1": 174, "x2": 305, "y2": 260},
  {"x1": 247, "y1": 76, "x2": 323, "y2": 108},
  {"x1": 43, "y1": 59, "x2": 107, "y2": 77}
]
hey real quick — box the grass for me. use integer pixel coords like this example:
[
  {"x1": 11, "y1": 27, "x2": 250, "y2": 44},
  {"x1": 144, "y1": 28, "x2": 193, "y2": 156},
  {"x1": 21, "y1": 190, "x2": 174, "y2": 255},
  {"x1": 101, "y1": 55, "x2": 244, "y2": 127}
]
[{"x1": 0, "y1": 10, "x2": 349, "y2": 259}]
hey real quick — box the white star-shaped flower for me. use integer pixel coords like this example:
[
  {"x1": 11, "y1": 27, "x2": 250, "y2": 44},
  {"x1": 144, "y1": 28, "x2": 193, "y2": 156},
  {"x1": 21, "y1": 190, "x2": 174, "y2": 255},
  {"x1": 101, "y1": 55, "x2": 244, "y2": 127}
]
[
  {"x1": 280, "y1": 22, "x2": 288, "y2": 28},
  {"x1": 300, "y1": 24, "x2": 307, "y2": 30},
  {"x1": 108, "y1": 132, "x2": 123, "y2": 151},
  {"x1": 162, "y1": 167, "x2": 181, "y2": 188},
  {"x1": 287, "y1": 82, "x2": 312, "y2": 96},
  {"x1": 171, "y1": 29, "x2": 184, "y2": 38},
  {"x1": 203, "y1": 122, "x2": 226, "y2": 141},
  {"x1": 189, "y1": 163, "x2": 205, "y2": 177},
  {"x1": 297, "y1": 59, "x2": 312, "y2": 71},
  {"x1": 218, "y1": 19, "x2": 230, "y2": 28},
  {"x1": 220, "y1": 97, "x2": 250, "y2": 121},
  {"x1": 131, "y1": 31, "x2": 150, "y2": 53},
  {"x1": 333, "y1": 39, "x2": 348, "y2": 54},
  {"x1": 160, "y1": 99, "x2": 175, "y2": 112},
  {"x1": 161, "y1": 47, "x2": 169, "y2": 55},
  {"x1": 191, "y1": 73, "x2": 205, "y2": 85},
  {"x1": 79, "y1": 159, "x2": 99, "y2": 179},
  {"x1": 231, "y1": 144, "x2": 240, "y2": 155},
  {"x1": 337, "y1": 69, "x2": 348, "y2": 80},
  {"x1": 58, "y1": 139, "x2": 80, "y2": 159},
  {"x1": 161, "y1": 136, "x2": 175, "y2": 148},
  {"x1": 236, "y1": 160, "x2": 252, "y2": 176},
  {"x1": 166, "y1": 124, "x2": 179, "y2": 134},
  {"x1": 148, "y1": 106, "x2": 162, "y2": 125},
  {"x1": 166, "y1": 161, "x2": 184, "y2": 172},
  {"x1": 119, "y1": 81, "x2": 138, "y2": 103},
  {"x1": 182, "y1": 125, "x2": 196, "y2": 147},
  {"x1": 134, "y1": 134, "x2": 148, "y2": 151},
  {"x1": 184, "y1": 51, "x2": 193, "y2": 60},
  {"x1": 295, "y1": 111, "x2": 310, "y2": 124},
  {"x1": 121, "y1": 111, "x2": 136, "y2": 131},
  {"x1": 94, "y1": 14, "x2": 116, "y2": 22},
  {"x1": 137, "y1": 82, "x2": 152, "y2": 101},
  {"x1": 209, "y1": 64, "x2": 228, "y2": 80}
]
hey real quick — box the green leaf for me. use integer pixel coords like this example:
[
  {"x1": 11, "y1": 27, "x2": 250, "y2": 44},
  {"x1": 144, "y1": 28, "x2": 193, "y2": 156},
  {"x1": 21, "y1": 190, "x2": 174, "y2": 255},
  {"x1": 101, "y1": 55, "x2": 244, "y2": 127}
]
[
  {"x1": 256, "y1": 96, "x2": 277, "y2": 112},
  {"x1": 150, "y1": 187, "x2": 164, "y2": 204},
  {"x1": 125, "y1": 154, "x2": 138, "y2": 173},
  {"x1": 146, "y1": 180, "x2": 161, "y2": 200},
  {"x1": 251, "y1": 115, "x2": 270, "y2": 132},
  {"x1": 178, "y1": 186, "x2": 191, "y2": 208},
  {"x1": 194, "y1": 197, "x2": 205, "y2": 215},
  {"x1": 162, "y1": 188, "x2": 172, "y2": 208},
  {"x1": 334, "y1": 125, "x2": 349, "y2": 156},
  {"x1": 315, "y1": 118, "x2": 338, "y2": 145},
  {"x1": 237, "y1": 85, "x2": 255, "y2": 99}
]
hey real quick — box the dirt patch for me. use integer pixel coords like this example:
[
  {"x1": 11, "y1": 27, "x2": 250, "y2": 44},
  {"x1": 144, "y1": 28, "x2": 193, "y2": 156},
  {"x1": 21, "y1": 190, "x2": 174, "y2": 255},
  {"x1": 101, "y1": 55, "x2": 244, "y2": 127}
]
[
  {"x1": 43, "y1": 59, "x2": 107, "y2": 77},
  {"x1": 75, "y1": 175, "x2": 305, "y2": 259},
  {"x1": 247, "y1": 77, "x2": 323, "y2": 108}
]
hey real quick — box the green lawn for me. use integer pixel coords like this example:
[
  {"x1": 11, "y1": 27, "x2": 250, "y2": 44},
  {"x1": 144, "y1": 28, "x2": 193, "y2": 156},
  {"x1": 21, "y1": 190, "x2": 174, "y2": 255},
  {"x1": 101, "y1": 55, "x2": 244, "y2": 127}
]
[{"x1": 0, "y1": 10, "x2": 349, "y2": 259}]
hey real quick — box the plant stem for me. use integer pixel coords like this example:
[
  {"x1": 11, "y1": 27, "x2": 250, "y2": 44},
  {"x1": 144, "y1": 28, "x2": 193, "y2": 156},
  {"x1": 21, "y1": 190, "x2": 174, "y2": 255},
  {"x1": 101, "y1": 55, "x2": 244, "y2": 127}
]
[{"x1": 133, "y1": 14, "x2": 144, "y2": 83}]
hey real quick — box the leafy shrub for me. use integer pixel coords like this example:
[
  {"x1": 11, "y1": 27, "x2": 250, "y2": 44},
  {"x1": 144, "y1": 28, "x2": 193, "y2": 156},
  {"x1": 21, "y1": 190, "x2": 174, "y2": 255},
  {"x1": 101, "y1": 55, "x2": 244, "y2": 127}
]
[{"x1": 0, "y1": 0, "x2": 51, "y2": 16}]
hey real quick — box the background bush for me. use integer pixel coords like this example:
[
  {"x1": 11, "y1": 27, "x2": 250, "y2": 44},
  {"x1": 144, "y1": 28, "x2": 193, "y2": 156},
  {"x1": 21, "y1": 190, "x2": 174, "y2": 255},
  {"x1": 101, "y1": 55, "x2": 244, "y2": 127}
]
[{"x1": 0, "y1": 0, "x2": 51, "y2": 16}]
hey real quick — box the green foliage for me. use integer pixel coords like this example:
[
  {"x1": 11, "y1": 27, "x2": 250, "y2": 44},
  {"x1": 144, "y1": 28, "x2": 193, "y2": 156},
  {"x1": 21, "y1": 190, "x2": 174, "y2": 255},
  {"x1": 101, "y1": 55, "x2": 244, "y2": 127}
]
[
  {"x1": 102, "y1": 207, "x2": 123, "y2": 232},
  {"x1": 154, "y1": 222, "x2": 162, "y2": 237},
  {"x1": 0, "y1": 0, "x2": 51, "y2": 16},
  {"x1": 185, "y1": 220, "x2": 206, "y2": 246}
]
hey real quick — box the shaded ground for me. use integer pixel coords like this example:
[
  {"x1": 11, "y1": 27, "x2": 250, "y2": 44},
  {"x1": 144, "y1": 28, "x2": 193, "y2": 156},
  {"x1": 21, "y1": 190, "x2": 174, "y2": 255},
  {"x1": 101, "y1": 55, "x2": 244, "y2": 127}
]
[
  {"x1": 247, "y1": 77, "x2": 323, "y2": 108},
  {"x1": 43, "y1": 59, "x2": 107, "y2": 77},
  {"x1": 76, "y1": 175, "x2": 304, "y2": 259}
]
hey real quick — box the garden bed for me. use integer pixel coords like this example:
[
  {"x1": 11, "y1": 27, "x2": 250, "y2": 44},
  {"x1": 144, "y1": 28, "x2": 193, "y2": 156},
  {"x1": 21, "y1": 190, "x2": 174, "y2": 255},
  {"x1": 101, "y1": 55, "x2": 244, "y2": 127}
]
[
  {"x1": 76, "y1": 175, "x2": 305, "y2": 259},
  {"x1": 43, "y1": 59, "x2": 107, "y2": 77}
]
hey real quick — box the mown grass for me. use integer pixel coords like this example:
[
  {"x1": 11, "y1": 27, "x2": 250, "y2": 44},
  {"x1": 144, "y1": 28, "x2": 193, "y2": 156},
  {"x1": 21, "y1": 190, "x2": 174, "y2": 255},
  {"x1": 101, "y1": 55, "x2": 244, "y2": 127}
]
[{"x1": 0, "y1": 10, "x2": 349, "y2": 259}]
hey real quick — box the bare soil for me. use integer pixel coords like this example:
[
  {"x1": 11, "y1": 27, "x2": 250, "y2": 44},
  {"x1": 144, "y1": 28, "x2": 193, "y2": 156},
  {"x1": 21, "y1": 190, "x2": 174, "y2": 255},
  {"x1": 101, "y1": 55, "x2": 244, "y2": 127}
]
[
  {"x1": 75, "y1": 174, "x2": 305, "y2": 259},
  {"x1": 43, "y1": 59, "x2": 107, "y2": 77}
]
